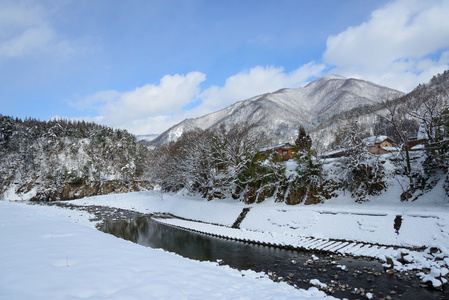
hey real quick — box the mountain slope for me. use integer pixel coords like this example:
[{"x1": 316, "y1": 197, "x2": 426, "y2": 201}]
[
  {"x1": 311, "y1": 70, "x2": 449, "y2": 149},
  {"x1": 152, "y1": 75, "x2": 404, "y2": 145},
  {"x1": 0, "y1": 117, "x2": 152, "y2": 201}
]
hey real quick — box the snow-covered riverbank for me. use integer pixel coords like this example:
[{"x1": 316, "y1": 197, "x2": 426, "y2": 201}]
[
  {"x1": 69, "y1": 190, "x2": 449, "y2": 250},
  {"x1": 2, "y1": 188, "x2": 448, "y2": 298},
  {"x1": 68, "y1": 190, "x2": 449, "y2": 289},
  {"x1": 0, "y1": 200, "x2": 331, "y2": 299}
]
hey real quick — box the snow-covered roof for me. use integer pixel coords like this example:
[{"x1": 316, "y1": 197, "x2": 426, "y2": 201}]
[
  {"x1": 411, "y1": 144, "x2": 425, "y2": 150},
  {"x1": 321, "y1": 148, "x2": 348, "y2": 156},
  {"x1": 363, "y1": 136, "x2": 393, "y2": 146},
  {"x1": 261, "y1": 143, "x2": 294, "y2": 151},
  {"x1": 320, "y1": 148, "x2": 351, "y2": 159},
  {"x1": 380, "y1": 146, "x2": 401, "y2": 152}
]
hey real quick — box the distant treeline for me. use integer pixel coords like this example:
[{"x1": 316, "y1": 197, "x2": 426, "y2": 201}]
[{"x1": 0, "y1": 116, "x2": 151, "y2": 201}]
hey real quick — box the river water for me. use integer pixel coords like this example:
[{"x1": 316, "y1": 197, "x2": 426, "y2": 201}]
[{"x1": 98, "y1": 214, "x2": 447, "y2": 299}]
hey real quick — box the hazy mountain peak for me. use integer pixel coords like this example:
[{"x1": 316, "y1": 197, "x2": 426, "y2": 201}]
[
  {"x1": 151, "y1": 75, "x2": 404, "y2": 146},
  {"x1": 317, "y1": 74, "x2": 346, "y2": 80}
]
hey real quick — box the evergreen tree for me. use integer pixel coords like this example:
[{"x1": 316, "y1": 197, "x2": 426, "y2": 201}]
[
  {"x1": 295, "y1": 125, "x2": 312, "y2": 153},
  {"x1": 0, "y1": 115, "x2": 151, "y2": 201}
]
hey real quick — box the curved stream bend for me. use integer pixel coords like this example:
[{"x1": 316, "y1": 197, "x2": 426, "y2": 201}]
[{"x1": 99, "y1": 213, "x2": 447, "y2": 300}]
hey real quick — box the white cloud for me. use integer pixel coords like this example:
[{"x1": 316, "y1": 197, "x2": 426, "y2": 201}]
[
  {"x1": 113, "y1": 115, "x2": 184, "y2": 137},
  {"x1": 0, "y1": 1, "x2": 77, "y2": 60},
  {"x1": 195, "y1": 62, "x2": 326, "y2": 116},
  {"x1": 102, "y1": 72, "x2": 206, "y2": 127},
  {"x1": 74, "y1": 72, "x2": 206, "y2": 135},
  {"x1": 74, "y1": 64, "x2": 325, "y2": 135},
  {"x1": 0, "y1": 25, "x2": 62, "y2": 58},
  {"x1": 323, "y1": 0, "x2": 449, "y2": 91},
  {"x1": 69, "y1": 90, "x2": 121, "y2": 111},
  {"x1": 0, "y1": 1, "x2": 44, "y2": 34}
]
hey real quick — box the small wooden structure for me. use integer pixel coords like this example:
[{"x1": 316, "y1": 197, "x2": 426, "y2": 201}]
[
  {"x1": 263, "y1": 143, "x2": 296, "y2": 160},
  {"x1": 363, "y1": 136, "x2": 396, "y2": 154},
  {"x1": 403, "y1": 138, "x2": 427, "y2": 151},
  {"x1": 320, "y1": 148, "x2": 352, "y2": 159}
]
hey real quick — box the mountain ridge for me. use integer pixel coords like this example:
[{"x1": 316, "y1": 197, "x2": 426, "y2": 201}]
[{"x1": 151, "y1": 75, "x2": 404, "y2": 146}]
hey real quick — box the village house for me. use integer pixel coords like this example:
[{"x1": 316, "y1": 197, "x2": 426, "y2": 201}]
[
  {"x1": 321, "y1": 135, "x2": 427, "y2": 160},
  {"x1": 403, "y1": 138, "x2": 427, "y2": 151},
  {"x1": 266, "y1": 136, "x2": 401, "y2": 161},
  {"x1": 320, "y1": 148, "x2": 352, "y2": 159},
  {"x1": 262, "y1": 143, "x2": 296, "y2": 160},
  {"x1": 363, "y1": 136, "x2": 398, "y2": 154}
]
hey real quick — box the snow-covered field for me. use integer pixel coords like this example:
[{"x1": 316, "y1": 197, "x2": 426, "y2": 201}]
[
  {"x1": 0, "y1": 200, "x2": 331, "y2": 300},
  {"x1": 1, "y1": 186, "x2": 449, "y2": 298},
  {"x1": 68, "y1": 189, "x2": 449, "y2": 250},
  {"x1": 68, "y1": 189, "x2": 449, "y2": 288}
]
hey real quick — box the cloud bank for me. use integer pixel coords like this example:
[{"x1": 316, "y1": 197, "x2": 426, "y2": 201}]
[
  {"x1": 73, "y1": 0, "x2": 449, "y2": 135},
  {"x1": 323, "y1": 0, "x2": 449, "y2": 91},
  {"x1": 0, "y1": 1, "x2": 77, "y2": 60},
  {"x1": 73, "y1": 64, "x2": 326, "y2": 134}
]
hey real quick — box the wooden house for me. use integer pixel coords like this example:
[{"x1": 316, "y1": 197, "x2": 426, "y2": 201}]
[
  {"x1": 320, "y1": 148, "x2": 352, "y2": 159},
  {"x1": 263, "y1": 143, "x2": 296, "y2": 160},
  {"x1": 363, "y1": 136, "x2": 397, "y2": 154},
  {"x1": 403, "y1": 138, "x2": 427, "y2": 151}
]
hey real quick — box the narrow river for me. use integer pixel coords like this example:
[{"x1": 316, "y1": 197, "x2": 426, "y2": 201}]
[{"x1": 98, "y1": 214, "x2": 447, "y2": 300}]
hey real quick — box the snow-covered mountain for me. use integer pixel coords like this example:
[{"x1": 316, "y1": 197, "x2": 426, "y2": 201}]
[
  {"x1": 151, "y1": 75, "x2": 404, "y2": 146},
  {"x1": 311, "y1": 70, "x2": 449, "y2": 149},
  {"x1": 136, "y1": 134, "x2": 159, "y2": 142}
]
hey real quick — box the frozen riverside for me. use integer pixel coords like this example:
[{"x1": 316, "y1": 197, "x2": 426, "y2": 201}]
[
  {"x1": 155, "y1": 210, "x2": 449, "y2": 287},
  {"x1": 67, "y1": 190, "x2": 449, "y2": 289},
  {"x1": 156, "y1": 216, "x2": 409, "y2": 258},
  {"x1": 0, "y1": 200, "x2": 333, "y2": 300},
  {"x1": 2, "y1": 189, "x2": 448, "y2": 298}
]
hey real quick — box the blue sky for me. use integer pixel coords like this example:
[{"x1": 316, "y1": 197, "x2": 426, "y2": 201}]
[{"x1": 1, "y1": 0, "x2": 449, "y2": 135}]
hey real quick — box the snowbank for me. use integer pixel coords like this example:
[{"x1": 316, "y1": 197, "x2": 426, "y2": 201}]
[
  {"x1": 66, "y1": 190, "x2": 449, "y2": 284},
  {"x1": 69, "y1": 190, "x2": 449, "y2": 251},
  {"x1": 0, "y1": 201, "x2": 331, "y2": 299}
]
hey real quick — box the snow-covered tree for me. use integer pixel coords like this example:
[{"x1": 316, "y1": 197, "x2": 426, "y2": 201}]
[
  {"x1": 409, "y1": 81, "x2": 449, "y2": 171},
  {"x1": 295, "y1": 125, "x2": 312, "y2": 153},
  {"x1": 150, "y1": 123, "x2": 276, "y2": 201},
  {"x1": 339, "y1": 121, "x2": 386, "y2": 202},
  {"x1": 0, "y1": 116, "x2": 151, "y2": 201}
]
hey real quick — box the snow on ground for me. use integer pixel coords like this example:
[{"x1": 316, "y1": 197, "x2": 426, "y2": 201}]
[
  {"x1": 68, "y1": 190, "x2": 449, "y2": 250},
  {"x1": 66, "y1": 189, "x2": 449, "y2": 288},
  {"x1": 0, "y1": 201, "x2": 332, "y2": 300},
  {"x1": 3, "y1": 181, "x2": 449, "y2": 295}
]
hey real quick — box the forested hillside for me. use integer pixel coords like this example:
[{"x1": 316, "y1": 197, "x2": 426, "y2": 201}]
[
  {"x1": 1, "y1": 71, "x2": 448, "y2": 203},
  {"x1": 149, "y1": 71, "x2": 449, "y2": 204},
  {"x1": 0, "y1": 118, "x2": 151, "y2": 201},
  {"x1": 312, "y1": 70, "x2": 449, "y2": 150}
]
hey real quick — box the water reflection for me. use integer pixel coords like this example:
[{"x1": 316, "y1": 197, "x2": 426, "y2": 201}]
[
  {"x1": 102, "y1": 216, "x2": 286, "y2": 270},
  {"x1": 100, "y1": 216, "x2": 447, "y2": 300}
]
